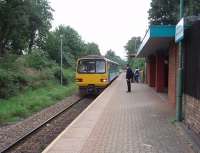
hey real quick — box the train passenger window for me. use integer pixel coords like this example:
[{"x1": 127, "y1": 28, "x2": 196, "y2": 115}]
[{"x1": 96, "y1": 60, "x2": 105, "y2": 73}]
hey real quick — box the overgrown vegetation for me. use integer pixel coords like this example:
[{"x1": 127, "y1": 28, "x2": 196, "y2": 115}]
[
  {"x1": 44, "y1": 25, "x2": 101, "y2": 67},
  {"x1": 128, "y1": 58, "x2": 145, "y2": 70},
  {"x1": 124, "y1": 36, "x2": 145, "y2": 71},
  {"x1": 0, "y1": 51, "x2": 60, "y2": 99},
  {"x1": 0, "y1": 82, "x2": 77, "y2": 124},
  {"x1": 0, "y1": 51, "x2": 77, "y2": 124},
  {"x1": 0, "y1": 0, "x2": 125, "y2": 124},
  {"x1": 105, "y1": 49, "x2": 126, "y2": 69}
]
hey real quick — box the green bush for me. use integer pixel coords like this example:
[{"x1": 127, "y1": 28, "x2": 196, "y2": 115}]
[
  {"x1": 129, "y1": 58, "x2": 145, "y2": 70},
  {"x1": 54, "y1": 69, "x2": 68, "y2": 85},
  {"x1": 63, "y1": 68, "x2": 75, "y2": 82},
  {"x1": 0, "y1": 51, "x2": 76, "y2": 99},
  {"x1": 24, "y1": 50, "x2": 56, "y2": 70},
  {"x1": 0, "y1": 82, "x2": 77, "y2": 124},
  {"x1": 0, "y1": 54, "x2": 19, "y2": 70},
  {"x1": 0, "y1": 69, "x2": 28, "y2": 98}
]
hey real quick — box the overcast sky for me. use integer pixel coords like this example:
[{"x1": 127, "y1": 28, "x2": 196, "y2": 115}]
[{"x1": 49, "y1": 0, "x2": 151, "y2": 59}]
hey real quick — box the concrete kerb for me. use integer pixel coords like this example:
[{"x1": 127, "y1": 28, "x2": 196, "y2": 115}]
[{"x1": 42, "y1": 75, "x2": 119, "y2": 153}]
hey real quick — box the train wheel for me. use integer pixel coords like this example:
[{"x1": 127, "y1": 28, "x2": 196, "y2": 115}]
[{"x1": 78, "y1": 87, "x2": 87, "y2": 97}]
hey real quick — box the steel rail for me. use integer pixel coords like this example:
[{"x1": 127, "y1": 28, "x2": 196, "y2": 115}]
[{"x1": 1, "y1": 97, "x2": 85, "y2": 153}]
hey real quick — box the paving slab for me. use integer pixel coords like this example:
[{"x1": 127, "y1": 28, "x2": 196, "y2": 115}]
[{"x1": 43, "y1": 73, "x2": 195, "y2": 153}]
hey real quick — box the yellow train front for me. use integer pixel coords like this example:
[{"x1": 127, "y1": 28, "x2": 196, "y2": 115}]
[{"x1": 75, "y1": 55, "x2": 119, "y2": 95}]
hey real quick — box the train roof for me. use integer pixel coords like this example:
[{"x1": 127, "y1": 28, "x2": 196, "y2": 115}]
[{"x1": 78, "y1": 55, "x2": 119, "y2": 65}]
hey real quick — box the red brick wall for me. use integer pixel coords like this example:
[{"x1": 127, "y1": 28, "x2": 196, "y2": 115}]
[
  {"x1": 184, "y1": 22, "x2": 200, "y2": 138},
  {"x1": 155, "y1": 54, "x2": 165, "y2": 92},
  {"x1": 185, "y1": 95, "x2": 200, "y2": 136},
  {"x1": 168, "y1": 45, "x2": 178, "y2": 104},
  {"x1": 147, "y1": 63, "x2": 150, "y2": 84},
  {"x1": 147, "y1": 56, "x2": 156, "y2": 87},
  {"x1": 145, "y1": 63, "x2": 148, "y2": 84}
]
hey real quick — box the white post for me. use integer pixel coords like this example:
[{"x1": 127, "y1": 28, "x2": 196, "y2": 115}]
[
  {"x1": 60, "y1": 35, "x2": 63, "y2": 86},
  {"x1": 134, "y1": 38, "x2": 136, "y2": 52}
]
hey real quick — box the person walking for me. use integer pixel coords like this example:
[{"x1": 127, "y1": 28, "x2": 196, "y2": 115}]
[
  {"x1": 134, "y1": 68, "x2": 140, "y2": 83},
  {"x1": 126, "y1": 64, "x2": 133, "y2": 92}
]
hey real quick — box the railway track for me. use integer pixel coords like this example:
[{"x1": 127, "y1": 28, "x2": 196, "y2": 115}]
[{"x1": 1, "y1": 96, "x2": 95, "y2": 153}]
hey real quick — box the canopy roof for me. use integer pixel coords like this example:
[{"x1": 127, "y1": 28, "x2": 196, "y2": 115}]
[{"x1": 137, "y1": 25, "x2": 175, "y2": 57}]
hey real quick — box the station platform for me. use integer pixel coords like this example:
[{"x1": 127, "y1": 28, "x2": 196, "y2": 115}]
[{"x1": 42, "y1": 74, "x2": 194, "y2": 153}]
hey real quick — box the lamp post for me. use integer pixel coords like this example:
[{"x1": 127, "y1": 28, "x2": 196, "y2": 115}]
[
  {"x1": 176, "y1": 0, "x2": 184, "y2": 121},
  {"x1": 134, "y1": 37, "x2": 137, "y2": 52},
  {"x1": 60, "y1": 35, "x2": 63, "y2": 86}
]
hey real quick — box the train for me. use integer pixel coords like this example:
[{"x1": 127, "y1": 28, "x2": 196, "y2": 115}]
[{"x1": 75, "y1": 55, "x2": 119, "y2": 94}]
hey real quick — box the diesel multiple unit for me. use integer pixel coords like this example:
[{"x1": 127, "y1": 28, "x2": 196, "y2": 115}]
[{"x1": 76, "y1": 55, "x2": 119, "y2": 94}]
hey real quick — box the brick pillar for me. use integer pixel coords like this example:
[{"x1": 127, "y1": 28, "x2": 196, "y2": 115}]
[
  {"x1": 147, "y1": 56, "x2": 156, "y2": 87},
  {"x1": 155, "y1": 54, "x2": 165, "y2": 92},
  {"x1": 147, "y1": 63, "x2": 150, "y2": 84},
  {"x1": 168, "y1": 45, "x2": 178, "y2": 104},
  {"x1": 145, "y1": 62, "x2": 148, "y2": 84}
]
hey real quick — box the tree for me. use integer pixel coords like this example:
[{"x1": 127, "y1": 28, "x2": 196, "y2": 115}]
[
  {"x1": 0, "y1": 0, "x2": 53, "y2": 56},
  {"x1": 84, "y1": 42, "x2": 101, "y2": 56},
  {"x1": 187, "y1": 0, "x2": 200, "y2": 16},
  {"x1": 28, "y1": 0, "x2": 53, "y2": 52},
  {"x1": 56, "y1": 25, "x2": 86, "y2": 59},
  {"x1": 148, "y1": 0, "x2": 200, "y2": 25},
  {"x1": 0, "y1": 0, "x2": 28, "y2": 55},
  {"x1": 45, "y1": 25, "x2": 87, "y2": 67},
  {"x1": 105, "y1": 49, "x2": 126, "y2": 67},
  {"x1": 105, "y1": 50, "x2": 115, "y2": 60},
  {"x1": 148, "y1": 0, "x2": 179, "y2": 25},
  {"x1": 124, "y1": 37, "x2": 141, "y2": 63},
  {"x1": 124, "y1": 37, "x2": 141, "y2": 54},
  {"x1": 44, "y1": 25, "x2": 102, "y2": 67},
  {"x1": 124, "y1": 36, "x2": 144, "y2": 71}
]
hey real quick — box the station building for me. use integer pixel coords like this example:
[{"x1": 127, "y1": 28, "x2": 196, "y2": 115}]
[{"x1": 137, "y1": 17, "x2": 200, "y2": 140}]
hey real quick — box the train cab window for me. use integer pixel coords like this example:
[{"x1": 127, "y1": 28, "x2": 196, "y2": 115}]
[
  {"x1": 78, "y1": 60, "x2": 95, "y2": 73},
  {"x1": 78, "y1": 59, "x2": 105, "y2": 73},
  {"x1": 96, "y1": 60, "x2": 106, "y2": 73}
]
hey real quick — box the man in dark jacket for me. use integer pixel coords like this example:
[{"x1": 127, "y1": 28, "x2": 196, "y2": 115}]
[{"x1": 126, "y1": 64, "x2": 133, "y2": 92}]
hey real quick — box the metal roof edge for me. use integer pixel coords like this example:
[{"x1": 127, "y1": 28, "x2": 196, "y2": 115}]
[
  {"x1": 136, "y1": 25, "x2": 176, "y2": 57},
  {"x1": 150, "y1": 25, "x2": 175, "y2": 37},
  {"x1": 137, "y1": 27, "x2": 151, "y2": 56}
]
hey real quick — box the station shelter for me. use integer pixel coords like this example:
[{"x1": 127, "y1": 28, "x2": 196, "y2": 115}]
[{"x1": 137, "y1": 18, "x2": 200, "y2": 140}]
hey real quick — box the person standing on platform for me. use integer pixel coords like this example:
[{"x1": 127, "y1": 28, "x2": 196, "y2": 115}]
[
  {"x1": 126, "y1": 64, "x2": 133, "y2": 92},
  {"x1": 134, "y1": 68, "x2": 140, "y2": 83}
]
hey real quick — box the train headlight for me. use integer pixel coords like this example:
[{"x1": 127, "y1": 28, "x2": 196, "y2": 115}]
[
  {"x1": 76, "y1": 78, "x2": 83, "y2": 82},
  {"x1": 100, "y1": 78, "x2": 107, "y2": 82}
]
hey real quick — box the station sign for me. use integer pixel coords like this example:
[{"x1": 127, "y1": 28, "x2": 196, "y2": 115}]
[{"x1": 175, "y1": 18, "x2": 184, "y2": 43}]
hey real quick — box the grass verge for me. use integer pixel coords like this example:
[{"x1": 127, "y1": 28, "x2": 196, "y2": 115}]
[{"x1": 0, "y1": 82, "x2": 77, "y2": 124}]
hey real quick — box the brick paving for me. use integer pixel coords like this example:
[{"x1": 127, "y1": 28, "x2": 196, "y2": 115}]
[{"x1": 43, "y1": 74, "x2": 195, "y2": 153}]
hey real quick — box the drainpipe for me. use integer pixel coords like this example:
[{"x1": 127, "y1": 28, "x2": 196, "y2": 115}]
[
  {"x1": 189, "y1": 0, "x2": 193, "y2": 15},
  {"x1": 176, "y1": 0, "x2": 184, "y2": 121}
]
